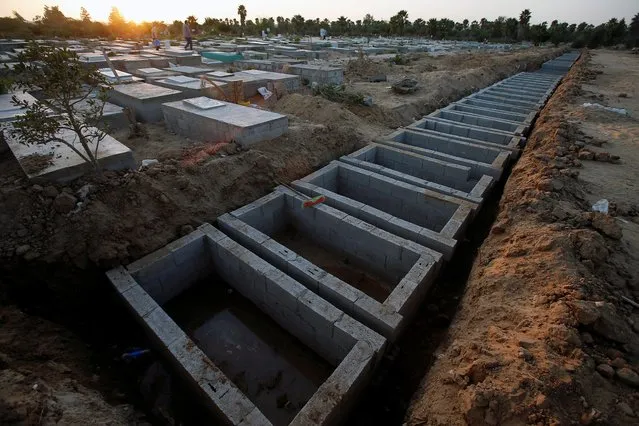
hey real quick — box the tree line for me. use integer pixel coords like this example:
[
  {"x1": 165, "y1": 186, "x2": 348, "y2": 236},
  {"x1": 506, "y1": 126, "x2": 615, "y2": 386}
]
[{"x1": 1, "y1": 6, "x2": 638, "y2": 48}]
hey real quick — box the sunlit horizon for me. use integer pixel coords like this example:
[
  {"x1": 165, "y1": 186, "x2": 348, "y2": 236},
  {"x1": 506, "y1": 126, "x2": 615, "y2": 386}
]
[{"x1": 2, "y1": 0, "x2": 637, "y2": 27}]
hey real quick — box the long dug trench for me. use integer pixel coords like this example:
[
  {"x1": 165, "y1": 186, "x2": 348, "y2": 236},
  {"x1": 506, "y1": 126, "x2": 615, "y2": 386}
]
[
  {"x1": 103, "y1": 54, "x2": 577, "y2": 424},
  {"x1": 0, "y1": 50, "x2": 578, "y2": 425}
]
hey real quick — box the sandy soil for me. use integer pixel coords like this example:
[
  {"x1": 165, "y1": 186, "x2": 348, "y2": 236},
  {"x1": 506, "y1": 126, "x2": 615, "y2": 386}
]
[
  {"x1": 407, "y1": 51, "x2": 639, "y2": 425},
  {"x1": 0, "y1": 47, "x2": 571, "y2": 424},
  {"x1": 343, "y1": 48, "x2": 564, "y2": 124}
]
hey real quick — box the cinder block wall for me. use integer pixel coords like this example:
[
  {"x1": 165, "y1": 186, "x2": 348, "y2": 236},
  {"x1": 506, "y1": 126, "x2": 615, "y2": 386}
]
[
  {"x1": 390, "y1": 129, "x2": 504, "y2": 166},
  {"x1": 304, "y1": 163, "x2": 458, "y2": 233}
]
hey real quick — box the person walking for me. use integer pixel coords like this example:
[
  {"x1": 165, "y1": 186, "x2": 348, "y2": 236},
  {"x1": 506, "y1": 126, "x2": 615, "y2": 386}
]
[
  {"x1": 183, "y1": 20, "x2": 193, "y2": 50},
  {"x1": 151, "y1": 25, "x2": 161, "y2": 50}
]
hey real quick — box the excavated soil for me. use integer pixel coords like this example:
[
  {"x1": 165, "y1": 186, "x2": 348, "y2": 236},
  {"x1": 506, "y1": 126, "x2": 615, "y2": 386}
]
[
  {"x1": 407, "y1": 51, "x2": 639, "y2": 425},
  {"x1": 0, "y1": 47, "x2": 577, "y2": 424},
  {"x1": 345, "y1": 47, "x2": 565, "y2": 125}
]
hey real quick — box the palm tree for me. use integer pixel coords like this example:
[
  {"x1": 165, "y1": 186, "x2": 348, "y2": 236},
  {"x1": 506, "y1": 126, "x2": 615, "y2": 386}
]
[
  {"x1": 237, "y1": 5, "x2": 247, "y2": 27},
  {"x1": 518, "y1": 9, "x2": 532, "y2": 40}
]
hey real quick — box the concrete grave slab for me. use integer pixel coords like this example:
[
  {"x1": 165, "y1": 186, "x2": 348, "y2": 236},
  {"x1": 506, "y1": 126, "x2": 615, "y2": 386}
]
[
  {"x1": 108, "y1": 82, "x2": 188, "y2": 122},
  {"x1": 163, "y1": 65, "x2": 211, "y2": 76},
  {"x1": 2, "y1": 126, "x2": 134, "y2": 183},
  {"x1": 162, "y1": 97, "x2": 287, "y2": 146}
]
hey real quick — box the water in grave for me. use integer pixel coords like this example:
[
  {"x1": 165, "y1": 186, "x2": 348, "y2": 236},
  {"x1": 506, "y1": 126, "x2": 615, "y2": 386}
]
[
  {"x1": 273, "y1": 225, "x2": 396, "y2": 302},
  {"x1": 164, "y1": 275, "x2": 333, "y2": 426}
]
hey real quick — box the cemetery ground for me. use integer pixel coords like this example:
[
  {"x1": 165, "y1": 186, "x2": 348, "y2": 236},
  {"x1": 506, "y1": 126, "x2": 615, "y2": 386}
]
[{"x1": 1, "y1": 47, "x2": 638, "y2": 425}]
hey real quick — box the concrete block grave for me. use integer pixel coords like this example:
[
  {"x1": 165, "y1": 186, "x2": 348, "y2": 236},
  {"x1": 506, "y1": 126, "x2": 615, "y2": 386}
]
[
  {"x1": 469, "y1": 92, "x2": 541, "y2": 110},
  {"x1": 111, "y1": 56, "x2": 152, "y2": 73},
  {"x1": 106, "y1": 223, "x2": 386, "y2": 426},
  {"x1": 162, "y1": 97, "x2": 287, "y2": 146},
  {"x1": 218, "y1": 188, "x2": 443, "y2": 340},
  {"x1": 445, "y1": 103, "x2": 536, "y2": 127},
  {"x1": 206, "y1": 72, "x2": 269, "y2": 99},
  {"x1": 340, "y1": 144, "x2": 493, "y2": 206},
  {"x1": 132, "y1": 67, "x2": 182, "y2": 82},
  {"x1": 153, "y1": 76, "x2": 229, "y2": 99},
  {"x1": 481, "y1": 87, "x2": 548, "y2": 103},
  {"x1": 292, "y1": 161, "x2": 473, "y2": 258},
  {"x1": 0, "y1": 92, "x2": 39, "y2": 123},
  {"x1": 72, "y1": 98, "x2": 128, "y2": 130},
  {"x1": 288, "y1": 65, "x2": 344, "y2": 85},
  {"x1": 108, "y1": 82, "x2": 188, "y2": 122},
  {"x1": 163, "y1": 65, "x2": 211, "y2": 77},
  {"x1": 457, "y1": 97, "x2": 536, "y2": 116},
  {"x1": 428, "y1": 109, "x2": 528, "y2": 135},
  {"x1": 2, "y1": 126, "x2": 134, "y2": 183},
  {"x1": 234, "y1": 70, "x2": 301, "y2": 93},
  {"x1": 408, "y1": 117, "x2": 524, "y2": 153},
  {"x1": 379, "y1": 128, "x2": 511, "y2": 181}
]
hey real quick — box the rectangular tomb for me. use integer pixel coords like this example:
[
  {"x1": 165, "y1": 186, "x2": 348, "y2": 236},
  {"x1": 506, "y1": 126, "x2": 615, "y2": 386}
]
[
  {"x1": 0, "y1": 92, "x2": 39, "y2": 123},
  {"x1": 132, "y1": 67, "x2": 182, "y2": 82},
  {"x1": 153, "y1": 76, "x2": 229, "y2": 99},
  {"x1": 287, "y1": 65, "x2": 344, "y2": 85},
  {"x1": 445, "y1": 103, "x2": 536, "y2": 127},
  {"x1": 2, "y1": 126, "x2": 135, "y2": 183},
  {"x1": 457, "y1": 97, "x2": 535, "y2": 116},
  {"x1": 106, "y1": 224, "x2": 386, "y2": 426},
  {"x1": 71, "y1": 97, "x2": 128, "y2": 131},
  {"x1": 108, "y1": 82, "x2": 188, "y2": 122},
  {"x1": 218, "y1": 189, "x2": 442, "y2": 340},
  {"x1": 469, "y1": 92, "x2": 541, "y2": 110},
  {"x1": 340, "y1": 144, "x2": 493, "y2": 206},
  {"x1": 234, "y1": 70, "x2": 301, "y2": 93},
  {"x1": 378, "y1": 128, "x2": 511, "y2": 180},
  {"x1": 408, "y1": 117, "x2": 524, "y2": 153},
  {"x1": 292, "y1": 161, "x2": 473, "y2": 258},
  {"x1": 163, "y1": 65, "x2": 211, "y2": 77},
  {"x1": 428, "y1": 109, "x2": 528, "y2": 135},
  {"x1": 481, "y1": 87, "x2": 547, "y2": 103},
  {"x1": 206, "y1": 72, "x2": 270, "y2": 99},
  {"x1": 162, "y1": 97, "x2": 288, "y2": 147}
]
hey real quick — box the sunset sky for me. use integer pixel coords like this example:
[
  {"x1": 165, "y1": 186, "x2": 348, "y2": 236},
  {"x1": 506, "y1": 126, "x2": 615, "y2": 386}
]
[{"x1": 2, "y1": 0, "x2": 637, "y2": 26}]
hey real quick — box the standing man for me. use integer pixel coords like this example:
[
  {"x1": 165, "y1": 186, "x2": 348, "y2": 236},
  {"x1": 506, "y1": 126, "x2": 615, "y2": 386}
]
[
  {"x1": 151, "y1": 25, "x2": 161, "y2": 50},
  {"x1": 183, "y1": 20, "x2": 193, "y2": 50}
]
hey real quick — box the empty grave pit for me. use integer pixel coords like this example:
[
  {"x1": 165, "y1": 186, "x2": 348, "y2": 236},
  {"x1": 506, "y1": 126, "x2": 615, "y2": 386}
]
[
  {"x1": 106, "y1": 224, "x2": 386, "y2": 426},
  {"x1": 217, "y1": 188, "x2": 443, "y2": 340},
  {"x1": 428, "y1": 109, "x2": 528, "y2": 135},
  {"x1": 340, "y1": 144, "x2": 493, "y2": 206},
  {"x1": 457, "y1": 97, "x2": 536, "y2": 116},
  {"x1": 292, "y1": 161, "x2": 473, "y2": 259},
  {"x1": 470, "y1": 92, "x2": 541, "y2": 110},
  {"x1": 445, "y1": 103, "x2": 536, "y2": 127},
  {"x1": 481, "y1": 87, "x2": 547, "y2": 103},
  {"x1": 408, "y1": 117, "x2": 524, "y2": 152},
  {"x1": 495, "y1": 79, "x2": 553, "y2": 92},
  {"x1": 380, "y1": 128, "x2": 511, "y2": 180}
]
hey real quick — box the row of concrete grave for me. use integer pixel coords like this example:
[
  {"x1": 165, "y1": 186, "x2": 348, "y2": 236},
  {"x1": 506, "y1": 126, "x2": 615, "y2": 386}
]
[
  {"x1": 105, "y1": 51, "x2": 579, "y2": 426},
  {"x1": 0, "y1": 65, "x2": 296, "y2": 182}
]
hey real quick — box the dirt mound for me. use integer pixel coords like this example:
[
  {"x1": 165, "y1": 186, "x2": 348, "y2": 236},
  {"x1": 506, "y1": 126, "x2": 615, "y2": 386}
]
[
  {"x1": 0, "y1": 305, "x2": 143, "y2": 425},
  {"x1": 273, "y1": 93, "x2": 362, "y2": 127},
  {"x1": 407, "y1": 53, "x2": 639, "y2": 425},
  {"x1": 345, "y1": 55, "x2": 393, "y2": 81}
]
